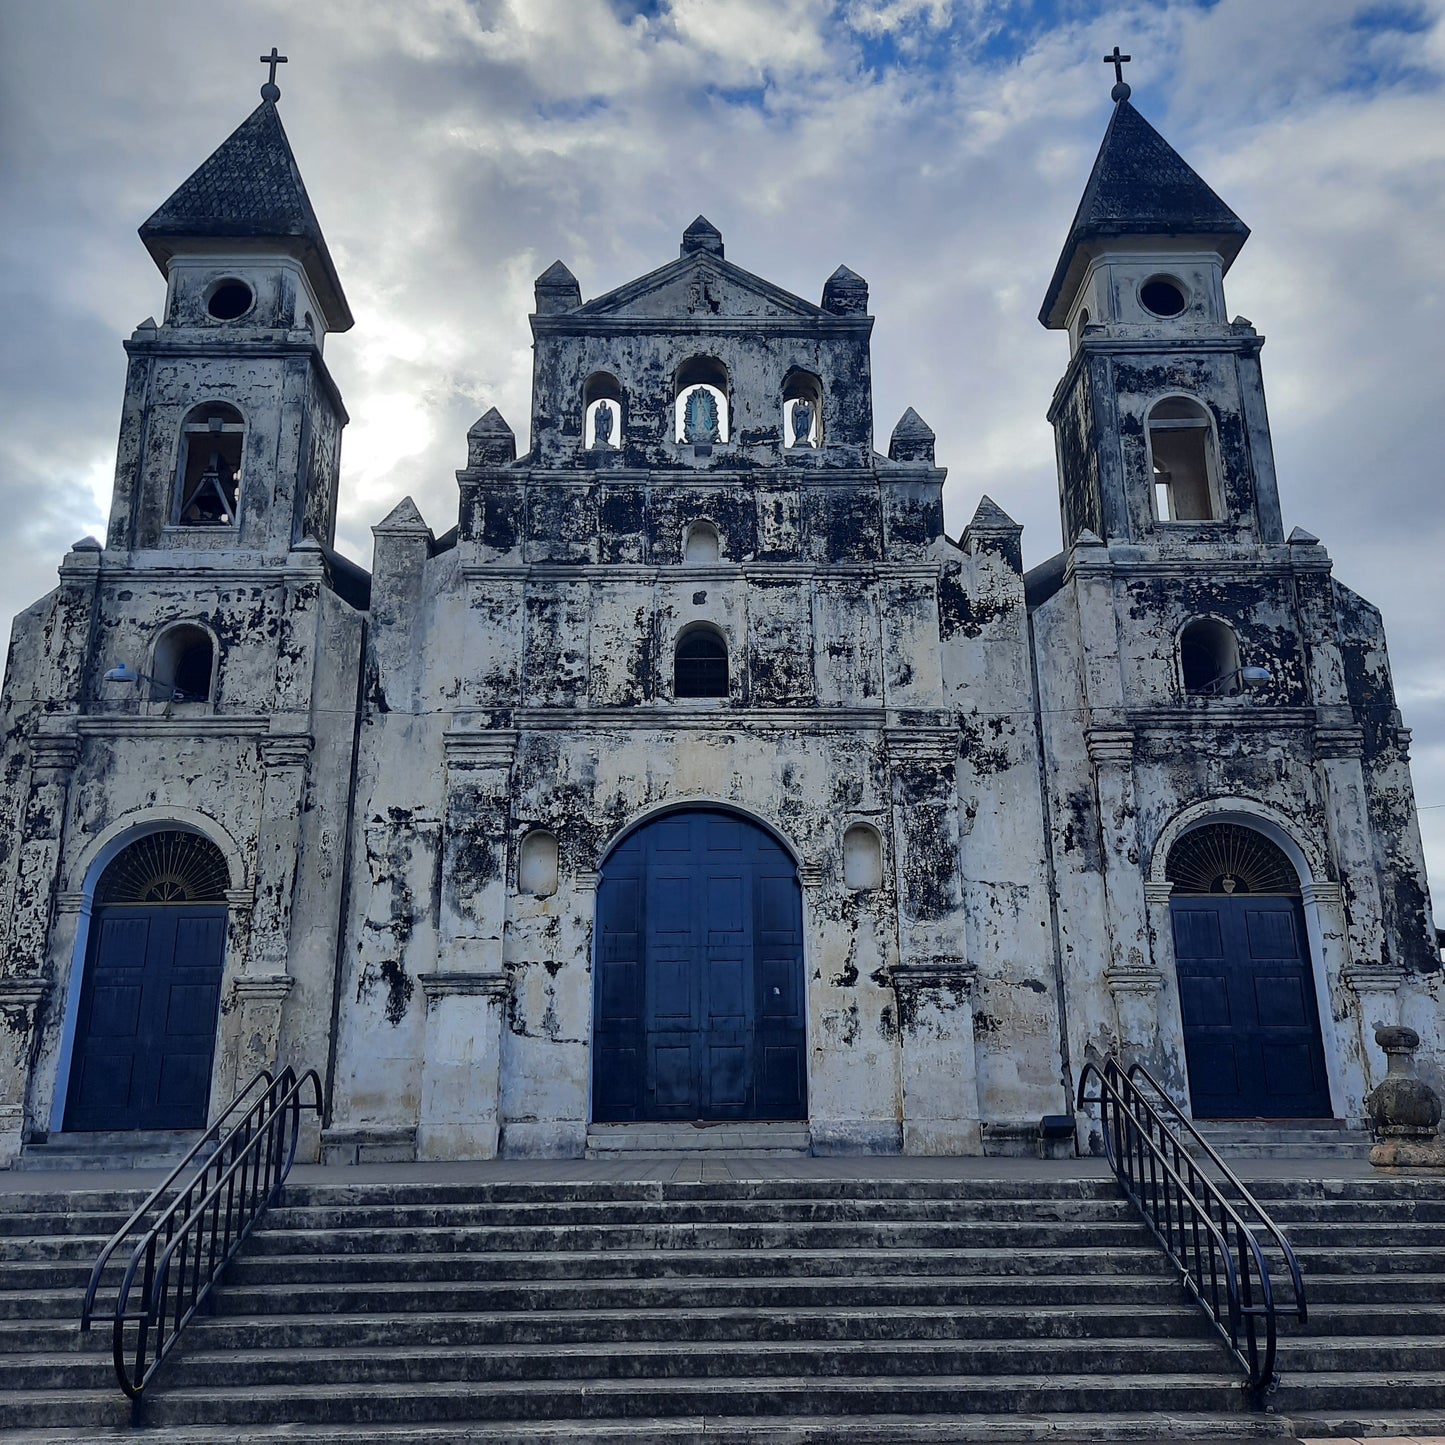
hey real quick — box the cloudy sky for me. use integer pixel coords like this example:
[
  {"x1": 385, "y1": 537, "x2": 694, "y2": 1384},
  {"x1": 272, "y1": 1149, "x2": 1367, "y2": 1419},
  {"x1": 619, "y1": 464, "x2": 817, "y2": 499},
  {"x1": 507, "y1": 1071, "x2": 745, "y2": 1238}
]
[{"x1": 2, "y1": 0, "x2": 1443, "y2": 905}]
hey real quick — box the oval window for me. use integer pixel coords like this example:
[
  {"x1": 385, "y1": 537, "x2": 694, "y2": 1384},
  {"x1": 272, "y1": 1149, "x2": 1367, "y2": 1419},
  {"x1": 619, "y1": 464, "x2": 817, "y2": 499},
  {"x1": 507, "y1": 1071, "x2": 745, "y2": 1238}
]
[
  {"x1": 207, "y1": 280, "x2": 254, "y2": 321},
  {"x1": 1139, "y1": 278, "x2": 1187, "y2": 318}
]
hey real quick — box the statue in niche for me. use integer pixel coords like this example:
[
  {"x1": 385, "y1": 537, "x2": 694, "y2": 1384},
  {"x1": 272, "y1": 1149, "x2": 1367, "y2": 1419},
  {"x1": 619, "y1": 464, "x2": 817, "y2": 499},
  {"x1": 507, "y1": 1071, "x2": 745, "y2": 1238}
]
[
  {"x1": 591, "y1": 400, "x2": 615, "y2": 449},
  {"x1": 790, "y1": 398, "x2": 815, "y2": 448},
  {"x1": 683, "y1": 387, "x2": 720, "y2": 444}
]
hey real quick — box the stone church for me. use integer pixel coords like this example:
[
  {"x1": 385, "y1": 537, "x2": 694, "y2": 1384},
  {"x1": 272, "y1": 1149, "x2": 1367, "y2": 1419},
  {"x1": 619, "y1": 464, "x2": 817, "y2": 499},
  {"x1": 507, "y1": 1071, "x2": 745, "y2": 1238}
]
[{"x1": 0, "y1": 75, "x2": 1437, "y2": 1168}]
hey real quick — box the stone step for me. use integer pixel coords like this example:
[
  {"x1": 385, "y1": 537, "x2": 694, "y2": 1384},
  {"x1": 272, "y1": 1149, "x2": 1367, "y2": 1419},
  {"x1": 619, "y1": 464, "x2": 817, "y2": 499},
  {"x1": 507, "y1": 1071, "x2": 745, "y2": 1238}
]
[
  {"x1": 585, "y1": 1123, "x2": 811, "y2": 1156},
  {"x1": 0, "y1": 1372, "x2": 1261, "y2": 1431},
  {"x1": 1, "y1": 1337, "x2": 1242, "y2": 1391},
  {"x1": 158, "y1": 1273, "x2": 1195, "y2": 1318},
  {"x1": 0, "y1": 1410, "x2": 1295, "y2": 1442},
  {"x1": 236, "y1": 1220, "x2": 1157, "y2": 1254},
  {"x1": 0, "y1": 1302, "x2": 1222, "y2": 1355}
]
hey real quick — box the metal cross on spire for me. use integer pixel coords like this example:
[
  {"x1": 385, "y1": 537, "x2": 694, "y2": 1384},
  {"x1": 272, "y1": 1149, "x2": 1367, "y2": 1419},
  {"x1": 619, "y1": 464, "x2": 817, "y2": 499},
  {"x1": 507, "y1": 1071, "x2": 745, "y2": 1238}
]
[
  {"x1": 259, "y1": 47, "x2": 288, "y2": 103},
  {"x1": 1103, "y1": 46, "x2": 1132, "y2": 103}
]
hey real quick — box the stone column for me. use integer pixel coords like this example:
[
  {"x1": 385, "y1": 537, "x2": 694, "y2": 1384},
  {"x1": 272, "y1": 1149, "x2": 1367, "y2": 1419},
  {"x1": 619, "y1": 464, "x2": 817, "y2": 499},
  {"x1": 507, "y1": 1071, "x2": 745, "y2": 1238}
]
[
  {"x1": 245, "y1": 732, "x2": 314, "y2": 977},
  {"x1": 1315, "y1": 726, "x2": 1388, "y2": 978},
  {"x1": 1086, "y1": 727, "x2": 1161, "y2": 1056},
  {"x1": 0, "y1": 978, "x2": 48, "y2": 1165},
  {"x1": 894, "y1": 960, "x2": 981, "y2": 1154},
  {"x1": 416, "y1": 972, "x2": 510, "y2": 1160},
  {"x1": 5, "y1": 733, "x2": 80, "y2": 979},
  {"x1": 887, "y1": 729, "x2": 980, "y2": 1155},
  {"x1": 234, "y1": 973, "x2": 296, "y2": 1087},
  {"x1": 438, "y1": 731, "x2": 517, "y2": 973}
]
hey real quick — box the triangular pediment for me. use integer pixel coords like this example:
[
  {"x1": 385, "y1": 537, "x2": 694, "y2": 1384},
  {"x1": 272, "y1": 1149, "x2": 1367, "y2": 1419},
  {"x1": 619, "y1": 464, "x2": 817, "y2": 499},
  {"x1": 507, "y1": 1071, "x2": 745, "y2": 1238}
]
[{"x1": 577, "y1": 253, "x2": 828, "y2": 321}]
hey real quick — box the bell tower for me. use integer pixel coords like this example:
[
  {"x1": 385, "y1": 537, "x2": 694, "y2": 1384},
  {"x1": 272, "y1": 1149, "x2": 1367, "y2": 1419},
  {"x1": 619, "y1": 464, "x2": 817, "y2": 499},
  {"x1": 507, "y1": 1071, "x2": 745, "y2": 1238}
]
[
  {"x1": 1040, "y1": 78, "x2": 1285, "y2": 552},
  {"x1": 105, "y1": 65, "x2": 352, "y2": 557}
]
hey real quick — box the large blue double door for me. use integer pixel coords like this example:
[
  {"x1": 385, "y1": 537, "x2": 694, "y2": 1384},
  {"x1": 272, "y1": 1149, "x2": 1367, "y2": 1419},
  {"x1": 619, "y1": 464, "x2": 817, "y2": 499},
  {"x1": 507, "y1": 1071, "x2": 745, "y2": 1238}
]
[
  {"x1": 64, "y1": 905, "x2": 227, "y2": 1132},
  {"x1": 1172, "y1": 894, "x2": 1331, "y2": 1119},
  {"x1": 593, "y1": 810, "x2": 807, "y2": 1122}
]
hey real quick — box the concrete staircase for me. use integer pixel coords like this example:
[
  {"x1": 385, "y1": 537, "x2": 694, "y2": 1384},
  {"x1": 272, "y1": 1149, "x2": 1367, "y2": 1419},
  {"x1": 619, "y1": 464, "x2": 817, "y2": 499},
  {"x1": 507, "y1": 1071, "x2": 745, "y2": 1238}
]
[
  {"x1": 1192, "y1": 1120, "x2": 1371, "y2": 1161},
  {"x1": 585, "y1": 1121, "x2": 811, "y2": 1157},
  {"x1": 0, "y1": 1171, "x2": 1440, "y2": 1441},
  {"x1": 14, "y1": 1130, "x2": 202, "y2": 1172}
]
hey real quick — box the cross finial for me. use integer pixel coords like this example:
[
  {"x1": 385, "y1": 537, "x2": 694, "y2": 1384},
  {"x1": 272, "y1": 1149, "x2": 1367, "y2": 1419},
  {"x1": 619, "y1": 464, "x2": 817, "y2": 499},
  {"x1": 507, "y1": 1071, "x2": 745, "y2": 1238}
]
[
  {"x1": 1104, "y1": 46, "x2": 1131, "y2": 103},
  {"x1": 259, "y1": 47, "x2": 287, "y2": 103}
]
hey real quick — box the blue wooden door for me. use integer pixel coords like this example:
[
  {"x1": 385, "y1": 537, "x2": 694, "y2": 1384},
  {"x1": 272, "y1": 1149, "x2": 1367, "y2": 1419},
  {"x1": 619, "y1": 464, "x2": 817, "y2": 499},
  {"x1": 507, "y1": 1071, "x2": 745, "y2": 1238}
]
[
  {"x1": 65, "y1": 905, "x2": 227, "y2": 1131},
  {"x1": 1172, "y1": 894, "x2": 1331, "y2": 1118},
  {"x1": 593, "y1": 809, "x2": 806, "y2": 1122}
]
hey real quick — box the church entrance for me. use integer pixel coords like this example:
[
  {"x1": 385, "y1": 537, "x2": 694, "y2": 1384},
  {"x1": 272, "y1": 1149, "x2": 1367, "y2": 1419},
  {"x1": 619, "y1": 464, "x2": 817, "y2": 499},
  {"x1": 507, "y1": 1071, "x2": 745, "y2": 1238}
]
[
  {"x1": 592, "y1": 808, "x2": 806, "y2": 1123},
  {"x1": 1167, "y1": 823, "x2": 1331, "y2": 1119},
  {"x1": 64, "y1": 831, "x2": 230, "y2": 1132}
]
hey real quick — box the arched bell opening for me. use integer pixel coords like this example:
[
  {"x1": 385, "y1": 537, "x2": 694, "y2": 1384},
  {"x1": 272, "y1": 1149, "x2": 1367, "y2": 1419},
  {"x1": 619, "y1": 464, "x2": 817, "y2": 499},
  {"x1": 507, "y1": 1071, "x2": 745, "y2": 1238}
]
[
  {"x1": 1165, "y1": 821, "x2": 1331, "y2": 1120},
  {"x1": 61, "y1": 829, "x2": 231, "y2": 1132},
  {"x1": 591, "y1": 806, "x2": 806, "y2": 1124}
]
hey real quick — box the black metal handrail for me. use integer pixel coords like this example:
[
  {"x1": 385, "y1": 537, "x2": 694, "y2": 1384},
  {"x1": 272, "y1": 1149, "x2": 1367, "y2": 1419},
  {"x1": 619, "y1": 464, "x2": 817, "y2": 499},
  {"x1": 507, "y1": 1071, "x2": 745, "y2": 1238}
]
[
  {"x1": 1077, "y1": 1055, "x2": 1305, "y2": 1405},
  {"x1": 82, "y1": 1065, "x2": 321, "y2": 1400},
  {"x1": 80, "y1": 1067, "x2": 274, "y2": 1331}
]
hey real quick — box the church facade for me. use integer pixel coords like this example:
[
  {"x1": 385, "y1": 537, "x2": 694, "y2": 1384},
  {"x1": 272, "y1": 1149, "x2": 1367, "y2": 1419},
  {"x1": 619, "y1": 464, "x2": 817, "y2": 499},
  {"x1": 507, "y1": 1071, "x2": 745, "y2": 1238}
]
[{"x1": 0, "y1": 83, "x2": 1437, "y2": 1166}]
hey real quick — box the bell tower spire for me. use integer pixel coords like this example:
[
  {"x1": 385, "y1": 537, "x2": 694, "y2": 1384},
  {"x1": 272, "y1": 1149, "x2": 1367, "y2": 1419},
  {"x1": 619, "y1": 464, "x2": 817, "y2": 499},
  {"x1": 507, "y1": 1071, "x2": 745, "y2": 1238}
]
[
  {"x1": 1040, "y1": 86, "x2": 1285, "y2": 550},
  {"x1": 106, "y1": 68, "x2": 351, "y2": 557}
]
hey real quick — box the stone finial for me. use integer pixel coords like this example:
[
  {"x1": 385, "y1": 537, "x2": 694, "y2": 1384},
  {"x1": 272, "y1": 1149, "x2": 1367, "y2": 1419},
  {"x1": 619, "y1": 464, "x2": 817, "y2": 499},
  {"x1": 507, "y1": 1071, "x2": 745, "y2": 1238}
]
[
  {"x1": 888, "y1": 407, "x2": 934, "y2": 464},
  {"x1": 467, "y1": 407, "x2": 516, "y2": 468},
  {"x1": 70, "y1": 536, "x2": 103, "y2": 552},
  {"x1": 962, "y1": 495, "x2": 1023, "y2": 571},
  {"x1": 681, "y1": 216, "x2": 724, "y2": 259},
  {"x1": 822, "y1": 264, "x2": 868, "y2": 315},
  {"x1": 534, "y1": 260, "x2": 581, "y2": 315},
  {"x1": 1367, "y1": 1025, "x2": 1445, "y2": 1170},
  {"x1": 1287, "y1": 525, "x2": 1321, "y2": 546},
  {"x1": 373, "y1": 496, "x2": 431, "y2": 537}
]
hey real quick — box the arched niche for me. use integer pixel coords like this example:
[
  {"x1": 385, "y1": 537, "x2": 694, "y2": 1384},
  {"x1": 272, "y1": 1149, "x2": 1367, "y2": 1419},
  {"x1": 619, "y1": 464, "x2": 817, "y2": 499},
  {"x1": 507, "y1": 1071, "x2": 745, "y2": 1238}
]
[
  {"x1": 1178, "y1": 617, "x2": 1241, "y2": 697},
  {"x1": 683, "y1": 520, "x2": 720, "y2": 564},
  {"x1": 782, "y1": 370, "x2": 823, "y2": 449},
  {"x1": 518, "y1": 829, "x2": 560, "y2": 897},
  {"x1": 674, "y1": 356, "x2": 729, "y2": 444},
  {"x1": 842, "y1": 823, "x2": 883, "y2": 891},
  {"x1": 583, "y1": 371, "x2": 623, "y2": 450},
  {"x1": 149, "y1": 622, "x2": 217, "y2": 709}
]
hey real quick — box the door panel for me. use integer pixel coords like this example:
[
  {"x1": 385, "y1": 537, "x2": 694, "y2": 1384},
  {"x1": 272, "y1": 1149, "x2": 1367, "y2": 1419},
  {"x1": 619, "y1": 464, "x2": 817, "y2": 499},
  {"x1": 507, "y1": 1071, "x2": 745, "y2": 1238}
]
[
  {"x1": 1173, "y1": 894, "x2": 1330, "y2": 1119},
  {"x1": 65, "y1": 904, "x2": 227, "y2": 1132},
  {"x1": 593, "y1": 809, "x2": 806, "y2": 1122}
]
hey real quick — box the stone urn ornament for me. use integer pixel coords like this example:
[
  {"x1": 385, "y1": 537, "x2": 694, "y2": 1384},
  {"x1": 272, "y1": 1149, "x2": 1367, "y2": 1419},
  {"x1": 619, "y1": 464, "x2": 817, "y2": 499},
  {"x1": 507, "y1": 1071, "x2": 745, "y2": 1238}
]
[{"x1": 1366, "y1": 1025, "x2": 1445, "y2": 1169}]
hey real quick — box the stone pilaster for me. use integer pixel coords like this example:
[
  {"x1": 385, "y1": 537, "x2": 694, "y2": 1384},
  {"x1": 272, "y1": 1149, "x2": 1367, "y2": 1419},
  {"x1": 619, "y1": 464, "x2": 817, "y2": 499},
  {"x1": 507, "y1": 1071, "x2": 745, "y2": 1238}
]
[
  {"x1": 245, "y1": 732, "x2": 313, "y2": 975},
  {"x1": 1086, "y1": 727, "x2": 1159, "y2": 1054},
  {"x1": 0, "y1": 977, "x2": 48, "y2": 1165},
  {"x1": 416, "y1": 971, "x2": 510, "y2": 1160},
  {"x1": 233, "y1": 973, "x2": 296, "y2": 1088},
  {"x1": 1315, "y1": 726, "x2": 1388, "y2": 986},
  {"x1": 893, "y1": 959, "x2": 981, "y2": 1154},
  {"x1": 438, "y1": 731, "x2": 517, "y2": 973},
  {"x1": 4, "y1": 732, "x2": 80, "y2": 982}
]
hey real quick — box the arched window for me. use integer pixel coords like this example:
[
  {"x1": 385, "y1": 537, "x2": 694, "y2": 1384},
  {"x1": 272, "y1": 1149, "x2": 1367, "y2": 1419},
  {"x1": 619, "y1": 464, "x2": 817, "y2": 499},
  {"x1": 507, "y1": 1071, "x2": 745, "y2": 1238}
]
[
  {"x1": 674, "y1": 357, "x2": 729, "y2": 445},
  {"x1": 175, "y1": 403, "x2": 244, "y2": 526},
  {"x1": 683, "y1": 520, "x2": 720, "y2": 564},
  {"x1": 518, "y1": 829, "x2": 559, "y2": 897},
  {"x1": 674, "y1": 625, "x2": 728, "y2": 698},
  {"x1": 150, "y1": 623, "x2": 216, "y2": 706},
  {"x1": 843, "y1": 823, "x2": 883, "y2": 891},
  {"x1": 1179, "y1": 618, "x2": 1241, "y2": 697},
  {"x1": 1148, "y1": 397, "x2": 1218, "y2": 522},
  {"x1": 782, "y1": 370, "x2": 823, "y2": 449},
  {"x1": 583, "y1": 371, "x2": 623, "y2": 450}
]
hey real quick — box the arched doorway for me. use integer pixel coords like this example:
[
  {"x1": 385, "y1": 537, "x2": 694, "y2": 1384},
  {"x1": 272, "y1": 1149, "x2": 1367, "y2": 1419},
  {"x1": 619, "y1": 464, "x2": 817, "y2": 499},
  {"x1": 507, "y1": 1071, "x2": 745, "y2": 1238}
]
[
  {"x1": 592, "y1": 808, "x2": 806, "y2": 1122},
  {"x1": 64, "y1": 830, "x2": 230, "y2": 1132},
  {"x1": 1167, "y1": 822, "x2": 1331, "y2": 1118}
]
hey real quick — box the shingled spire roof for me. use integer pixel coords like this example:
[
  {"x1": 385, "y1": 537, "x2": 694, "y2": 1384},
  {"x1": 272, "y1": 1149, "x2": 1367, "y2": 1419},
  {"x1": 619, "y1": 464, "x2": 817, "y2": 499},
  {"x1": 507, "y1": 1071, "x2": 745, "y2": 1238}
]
[
  {"x1": 1039, "y1": 98, "x2": 1249, "y2": 328},
  {"x1": 139, "y1": 99, "x2": 352, "y2": 331}
]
